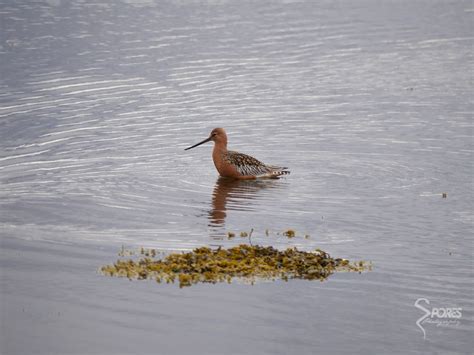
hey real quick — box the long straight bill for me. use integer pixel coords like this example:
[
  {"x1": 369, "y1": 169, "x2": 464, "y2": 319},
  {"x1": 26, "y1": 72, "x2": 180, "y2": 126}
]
[{"x1": 184, "y1": 136, "x2": 212, "y2": 150}]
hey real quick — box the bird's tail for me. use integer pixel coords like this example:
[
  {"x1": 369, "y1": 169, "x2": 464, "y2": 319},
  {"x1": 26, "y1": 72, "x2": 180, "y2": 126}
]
[{"x1": 259, "y1": 166, "x2": 290, "y2": 179}]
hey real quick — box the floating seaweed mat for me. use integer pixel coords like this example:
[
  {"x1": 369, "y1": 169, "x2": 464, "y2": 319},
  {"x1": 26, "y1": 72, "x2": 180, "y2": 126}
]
[{"x1": 101, "y1": 244, "x2": 370, "y2": 288}]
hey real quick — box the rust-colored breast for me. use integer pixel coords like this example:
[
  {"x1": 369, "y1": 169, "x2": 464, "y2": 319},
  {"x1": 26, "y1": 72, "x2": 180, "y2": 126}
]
[{"x1": 213, "y1": 150, "x2": 240, "y2": 178}]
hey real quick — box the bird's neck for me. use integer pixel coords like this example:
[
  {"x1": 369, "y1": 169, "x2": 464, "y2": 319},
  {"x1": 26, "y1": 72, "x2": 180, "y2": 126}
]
[
  {"x1": 212, "y1": 141, "x2": 227, "y2": 161},
  {"x1": 213, "y1": 141, "x2": 227, "y2": 153},
  {"x1": 212, "y1": 142, "x2": 228, "y2": 176}
]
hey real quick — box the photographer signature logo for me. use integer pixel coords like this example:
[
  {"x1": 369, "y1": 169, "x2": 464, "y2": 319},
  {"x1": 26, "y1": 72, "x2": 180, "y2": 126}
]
[{"x1": 414, "y1": 298, "x2": 462, "y2": 339}]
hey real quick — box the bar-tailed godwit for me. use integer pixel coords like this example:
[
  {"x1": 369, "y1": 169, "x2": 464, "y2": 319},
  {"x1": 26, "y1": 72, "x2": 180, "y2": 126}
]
[{"x1": 185, "y1": 128, "x2": 290, "y2": 179}]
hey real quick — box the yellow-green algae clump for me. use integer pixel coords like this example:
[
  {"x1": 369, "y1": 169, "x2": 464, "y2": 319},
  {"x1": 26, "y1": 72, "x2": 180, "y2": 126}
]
[{"x1": 101, "y1": 244, "x2": 370, "y2": 288}]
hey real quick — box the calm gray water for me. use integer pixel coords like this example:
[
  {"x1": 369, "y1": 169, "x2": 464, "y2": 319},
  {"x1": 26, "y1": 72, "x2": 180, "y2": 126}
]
[{"x1": 1, "y1": 0, "x2": 473, "y2": 354}]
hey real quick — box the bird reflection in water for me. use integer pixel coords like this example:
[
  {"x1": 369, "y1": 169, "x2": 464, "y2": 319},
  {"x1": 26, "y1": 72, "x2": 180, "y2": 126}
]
[{"x1": 208, "y1": 177, "x2": 283, "y2": 239}]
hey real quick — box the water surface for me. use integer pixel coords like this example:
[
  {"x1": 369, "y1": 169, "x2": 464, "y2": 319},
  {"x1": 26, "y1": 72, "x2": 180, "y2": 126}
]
[{"x1": 1, "y1": 0, "x2": 472, "y2": 354}]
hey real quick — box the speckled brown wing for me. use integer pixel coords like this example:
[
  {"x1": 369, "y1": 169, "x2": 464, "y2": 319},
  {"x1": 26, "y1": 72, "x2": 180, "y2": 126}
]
[{"x1": 225, "y1": 151, "x2": 289, "y2": 177}]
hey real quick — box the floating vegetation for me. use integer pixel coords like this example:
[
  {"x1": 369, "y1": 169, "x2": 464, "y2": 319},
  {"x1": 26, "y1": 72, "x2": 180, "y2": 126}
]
[
  {"x1": 232, "y1": 228, "x2": 305, "y2": 239},
  {"x1": 283, "y1": 229, "x2": 296, "y2": 238},
  {"x1": 140, "y1": 247, "x2": 156, "y2": 258},
  {"x1": 118, "y1": 245, "x2": 135, "y2": 257},
  {"x1": 101, "y1": 244, "x2": 370, "y2": 288}
]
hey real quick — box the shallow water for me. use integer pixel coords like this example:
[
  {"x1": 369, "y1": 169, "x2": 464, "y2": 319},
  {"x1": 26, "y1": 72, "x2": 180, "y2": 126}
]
[{"x1": 1, "y1": 0, "x2": 473, "y2": 354}]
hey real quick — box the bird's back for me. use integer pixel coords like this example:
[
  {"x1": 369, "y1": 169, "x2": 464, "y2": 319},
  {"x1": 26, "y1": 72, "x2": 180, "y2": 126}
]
[{"x1": 225, "y1": 150, "x2": 289, "y2": 178}]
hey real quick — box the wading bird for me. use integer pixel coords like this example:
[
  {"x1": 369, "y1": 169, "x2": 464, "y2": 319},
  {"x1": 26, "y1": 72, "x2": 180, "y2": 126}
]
[{"x1": 185, "y1": 128, "x2": 290, "y2": 179}]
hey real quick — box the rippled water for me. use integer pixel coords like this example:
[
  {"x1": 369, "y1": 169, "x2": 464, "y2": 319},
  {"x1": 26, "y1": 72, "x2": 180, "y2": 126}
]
[{"x1": 1, "y1": 0, "x2": 473, "y2": 354}]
